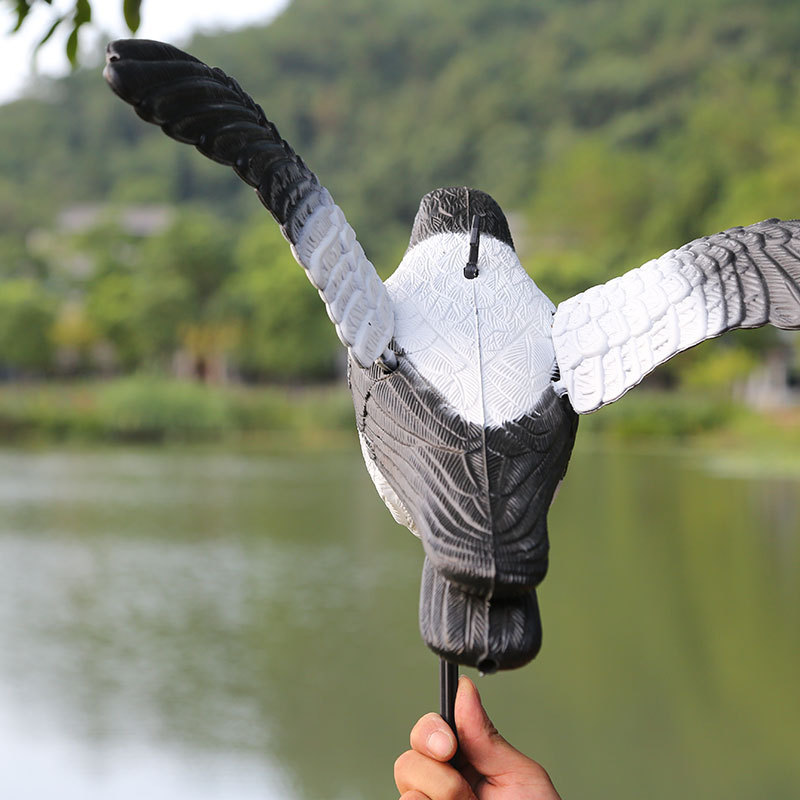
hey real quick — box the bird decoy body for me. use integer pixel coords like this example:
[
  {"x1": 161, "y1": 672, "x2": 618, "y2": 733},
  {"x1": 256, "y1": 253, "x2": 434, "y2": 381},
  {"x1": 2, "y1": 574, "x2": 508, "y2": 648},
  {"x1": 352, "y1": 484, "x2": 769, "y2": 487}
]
[
  {"x1": 348, "y1": 189, "x2": 578, "y2": 673},
  {"x1": 104, "y1": 39, "x2": 800, "y2": 673}
]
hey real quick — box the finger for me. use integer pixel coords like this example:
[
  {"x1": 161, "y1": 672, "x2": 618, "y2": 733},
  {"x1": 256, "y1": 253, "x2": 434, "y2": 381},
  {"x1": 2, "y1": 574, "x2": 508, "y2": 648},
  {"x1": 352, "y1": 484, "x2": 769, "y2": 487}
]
[
  {"x1": 409, "y1": 712, "x2": 458, "y2": 761},
  {"x1": 394, "y1": 750, "x2": 476, "y2": 800},
  {"x1": 399, "y1": 792, "x2": 432, "y2": 800},
  {"x1": 455, "y1": 676, "x2": 559, "y2": 792}
]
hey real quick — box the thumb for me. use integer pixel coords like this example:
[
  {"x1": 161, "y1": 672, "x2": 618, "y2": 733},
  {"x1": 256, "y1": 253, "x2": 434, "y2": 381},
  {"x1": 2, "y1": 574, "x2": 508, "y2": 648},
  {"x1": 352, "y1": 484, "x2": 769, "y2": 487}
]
[{"x1": 454, "y1": 676, "x2": 549, "y2": 783}]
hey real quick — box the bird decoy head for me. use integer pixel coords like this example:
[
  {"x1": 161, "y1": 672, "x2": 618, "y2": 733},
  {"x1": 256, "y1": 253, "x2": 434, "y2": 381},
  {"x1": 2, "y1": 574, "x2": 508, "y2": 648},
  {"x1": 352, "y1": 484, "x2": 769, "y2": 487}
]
[{"x1": 408, "y1": 186, "x2": 515, "y2": 256}]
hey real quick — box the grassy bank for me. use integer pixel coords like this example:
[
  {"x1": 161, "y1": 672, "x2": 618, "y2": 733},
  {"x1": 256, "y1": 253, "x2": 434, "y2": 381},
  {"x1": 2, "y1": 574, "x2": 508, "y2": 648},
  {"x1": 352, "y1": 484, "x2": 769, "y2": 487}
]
[
  {"x1": 0, "y1": 377, "x2": 799, "y2": 454},
  {"x1": 578, "y1": 388, "x2": 800, "y2": 455},
  {"x1": 0, "y1": 377, "x2": 356, "y2": 446}
]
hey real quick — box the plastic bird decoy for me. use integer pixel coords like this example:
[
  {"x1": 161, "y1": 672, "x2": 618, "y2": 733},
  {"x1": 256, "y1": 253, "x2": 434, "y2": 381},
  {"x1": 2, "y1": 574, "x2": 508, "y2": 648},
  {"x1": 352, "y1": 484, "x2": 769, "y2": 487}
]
[{"x1": 104, "y1": 41, "x2": 800, "y2": 680}]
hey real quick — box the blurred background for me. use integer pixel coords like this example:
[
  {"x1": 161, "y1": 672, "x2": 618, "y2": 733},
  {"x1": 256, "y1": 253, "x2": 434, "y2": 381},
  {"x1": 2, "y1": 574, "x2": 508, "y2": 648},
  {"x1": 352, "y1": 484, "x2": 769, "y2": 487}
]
[{"x1": 0, "y1": 1, "x2": 798, "y2": 798}]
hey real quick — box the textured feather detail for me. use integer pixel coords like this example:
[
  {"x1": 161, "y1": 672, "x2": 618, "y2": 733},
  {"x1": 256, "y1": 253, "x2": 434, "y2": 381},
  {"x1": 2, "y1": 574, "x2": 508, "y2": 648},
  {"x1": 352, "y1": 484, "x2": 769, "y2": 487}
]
[
  {"x1": 553, "y1": 219, "x2": 800, "y2": 413},
  {"x1": 103, "y1": 39, "x2": 393, "y2": 367},
  {"x1": 349, "y1": 353, "x2": 578, "y2": 669},
  {"x1": 409, "y1": 187, "x2": 515, "y2": 250},
  {"x1": 419, "y1": 558, "x2": 542, "y2": 672}
]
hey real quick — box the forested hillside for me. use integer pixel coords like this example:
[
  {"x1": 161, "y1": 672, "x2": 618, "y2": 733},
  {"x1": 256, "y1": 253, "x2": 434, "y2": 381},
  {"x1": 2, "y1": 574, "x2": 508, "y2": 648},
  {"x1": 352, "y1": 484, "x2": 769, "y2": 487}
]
[{"x1": 1, "y1": 0, "x2": 799, "y2": 385}]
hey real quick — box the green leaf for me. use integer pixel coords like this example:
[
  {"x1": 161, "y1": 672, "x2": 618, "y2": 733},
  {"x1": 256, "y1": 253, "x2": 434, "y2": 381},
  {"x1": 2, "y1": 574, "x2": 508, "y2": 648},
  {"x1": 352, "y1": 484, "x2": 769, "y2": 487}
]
[
  {"x1": 32, "y1": 14, "x2": 65, "y2": 57},
  {"x1": 123, "y1": 0, "x2": 142, "y2": 33},
  {"x1": 12, "y1": 1, "x2": 33, "y2": 33},
  {"x1": 63, "y1": 0, "x2": 91, "y2": 68},
  {"x1": 73, "y1": 0, "x2": 91, "y2": 25},
  {"x1": 65, "y1": 25, "x2": 79, "y2": 66}
]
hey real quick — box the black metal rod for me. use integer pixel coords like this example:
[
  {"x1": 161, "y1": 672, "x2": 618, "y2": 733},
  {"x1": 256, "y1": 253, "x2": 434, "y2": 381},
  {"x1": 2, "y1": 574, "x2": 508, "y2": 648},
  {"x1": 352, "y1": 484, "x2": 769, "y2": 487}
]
[
  {"x1": 464, "y1": 213, "x2": 481, "y2": 279},
  {"x1": 439, "y1": 658, "x2": 459, "y2": 753}
]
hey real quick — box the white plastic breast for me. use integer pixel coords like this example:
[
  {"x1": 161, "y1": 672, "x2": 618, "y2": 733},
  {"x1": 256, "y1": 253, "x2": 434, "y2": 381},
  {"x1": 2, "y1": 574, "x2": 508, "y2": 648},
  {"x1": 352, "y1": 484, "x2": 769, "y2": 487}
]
[{"x1": 385, "y1": 233, "x2": 556, "y2": 427}]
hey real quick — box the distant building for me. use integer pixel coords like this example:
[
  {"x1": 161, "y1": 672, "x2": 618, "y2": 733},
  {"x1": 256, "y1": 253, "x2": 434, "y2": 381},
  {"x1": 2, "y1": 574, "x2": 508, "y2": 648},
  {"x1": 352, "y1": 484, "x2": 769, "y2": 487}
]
[{"x1": 57, "y1": 204, "x2": 174, "y2": 236}]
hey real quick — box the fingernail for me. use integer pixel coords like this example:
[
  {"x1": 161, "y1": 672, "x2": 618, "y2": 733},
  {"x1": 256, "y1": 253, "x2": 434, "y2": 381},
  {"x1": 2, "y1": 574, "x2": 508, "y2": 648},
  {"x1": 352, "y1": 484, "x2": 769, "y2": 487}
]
[{"x1": 426, "y1": 730, "x2": 453, "y2": 759}]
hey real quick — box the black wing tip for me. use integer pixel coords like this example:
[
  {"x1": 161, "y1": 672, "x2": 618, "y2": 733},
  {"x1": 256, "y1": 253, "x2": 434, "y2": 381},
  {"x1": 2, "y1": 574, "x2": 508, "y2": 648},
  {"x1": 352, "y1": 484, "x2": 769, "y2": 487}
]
[
  {"x1": 103, "y1": 37, "x2": 321, "y2": 229},
  {"x1": 105, "y1": 39, "x2": 201, "y2": 66},
  {"x1": 103, "y1": 39, "x2": 208, "y2": 104}
]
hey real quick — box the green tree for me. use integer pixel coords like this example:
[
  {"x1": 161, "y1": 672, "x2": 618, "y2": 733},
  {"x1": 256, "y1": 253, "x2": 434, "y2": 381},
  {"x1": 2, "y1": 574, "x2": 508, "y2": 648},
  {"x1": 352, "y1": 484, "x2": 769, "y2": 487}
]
[
  {"x1": 66, "y1": 211, "x2": 239, "y2": 377},
  {"x1": 0, "y1": 278, "x2": 56, "y2": 372},
  {"x1": 133, "y1": 209, "x2": 238, "y2": 377},
  {"x1": 224, "y1": 218, "x2": 339, "y2": 380},
  {"x1": 85, "y1": 271, "x2": 140, "y2": 369},
  {"x1": 47, "y1": 219, "x2": 146, "y2": 371},
  {"x1": 523, "y1": 138, "x2": 660, "y2": 303}
]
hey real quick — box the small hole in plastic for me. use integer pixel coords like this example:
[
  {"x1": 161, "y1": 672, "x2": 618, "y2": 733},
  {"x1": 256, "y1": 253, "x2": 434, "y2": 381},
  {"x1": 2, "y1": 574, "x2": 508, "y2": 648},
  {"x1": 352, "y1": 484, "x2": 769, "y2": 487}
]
[{"x1": 477, "y1": 658, "x2": 498, "y2": 675}]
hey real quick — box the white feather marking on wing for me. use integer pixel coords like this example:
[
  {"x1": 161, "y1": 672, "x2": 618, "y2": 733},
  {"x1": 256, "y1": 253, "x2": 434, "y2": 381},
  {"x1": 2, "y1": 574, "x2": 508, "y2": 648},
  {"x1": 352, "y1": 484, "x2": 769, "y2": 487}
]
[
  {"x1": 553, "y1": 247, "x2": 728, "y2": 413},
  {"x1": 291, "y1": 194, "x2": 394, "y2": 367},
  {"x1": 357, "y1": 432, "x2": 418, "y2": 535}
]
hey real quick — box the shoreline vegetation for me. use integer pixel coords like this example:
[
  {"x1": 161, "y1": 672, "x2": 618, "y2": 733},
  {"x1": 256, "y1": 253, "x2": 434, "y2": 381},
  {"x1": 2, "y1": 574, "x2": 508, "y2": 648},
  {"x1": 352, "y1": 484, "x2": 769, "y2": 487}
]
[{"x1": 1, "y1": 376, "x2": 798, "y2": 457}]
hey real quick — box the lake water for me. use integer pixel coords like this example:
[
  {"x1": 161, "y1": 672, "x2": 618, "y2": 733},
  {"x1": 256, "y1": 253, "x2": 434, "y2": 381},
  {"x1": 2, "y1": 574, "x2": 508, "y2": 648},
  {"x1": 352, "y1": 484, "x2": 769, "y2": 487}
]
[{"x1": 0, "y1": 441, "x2": 798, "y2": 799}]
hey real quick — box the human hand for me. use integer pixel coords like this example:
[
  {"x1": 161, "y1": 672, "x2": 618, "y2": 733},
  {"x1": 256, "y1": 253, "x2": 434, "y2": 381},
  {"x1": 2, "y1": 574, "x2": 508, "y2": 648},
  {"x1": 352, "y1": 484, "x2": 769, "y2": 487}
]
[{"x1": 394, "y1": 676, "x2": 561, "y2": 800}]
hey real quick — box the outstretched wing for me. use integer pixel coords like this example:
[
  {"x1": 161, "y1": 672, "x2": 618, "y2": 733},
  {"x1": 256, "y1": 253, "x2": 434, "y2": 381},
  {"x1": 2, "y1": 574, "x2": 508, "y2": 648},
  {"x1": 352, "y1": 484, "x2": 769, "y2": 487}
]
[
  {"x1": 103, "y1": 39, "x2": 394, "y2": 368},
  {"x1": 552, "y1": 219, "x2": 800, "y2": 413}
]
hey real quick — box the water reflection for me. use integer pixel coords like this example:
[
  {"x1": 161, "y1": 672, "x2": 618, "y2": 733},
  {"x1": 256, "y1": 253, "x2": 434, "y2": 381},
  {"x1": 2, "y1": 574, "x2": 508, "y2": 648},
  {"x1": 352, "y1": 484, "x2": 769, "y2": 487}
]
[{"x1": 0, "y1": 443, "x2": 798, "y2": 799}]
